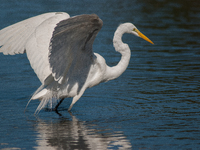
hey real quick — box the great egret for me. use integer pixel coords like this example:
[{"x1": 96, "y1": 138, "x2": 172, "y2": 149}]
[{"x1": 0, "y1": 12, "x2": 153, "y2": 114}]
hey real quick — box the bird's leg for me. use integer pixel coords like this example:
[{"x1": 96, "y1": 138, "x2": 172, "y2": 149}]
[
  {"x1": 68, "y1": 95, "x2": 81, "y2": 112},
  {"x1": 54, "y1": 98, "x2": 64, "y2": 112}
]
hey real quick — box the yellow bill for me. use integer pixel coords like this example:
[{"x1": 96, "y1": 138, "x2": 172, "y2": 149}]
[{"x1": 135, "y1": 29, "x2": 154, "y2": 44}]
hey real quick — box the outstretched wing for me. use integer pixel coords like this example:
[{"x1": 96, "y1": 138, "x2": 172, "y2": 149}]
[
  {"x1": 25, "y1": 12, "x2": 70, "y2": 83},
  {"x1": 48, "y1": 14, "x2": 103, "y2": 84},
  {"x1": 0, "y1": 12, "x2": 69, "y2": 55},
  {"x1": 0, "y1": 12, "x2": 70, "y2": 83},
  {"x1": 0, "y1": 13, "x2": 103, "y2": 89}
]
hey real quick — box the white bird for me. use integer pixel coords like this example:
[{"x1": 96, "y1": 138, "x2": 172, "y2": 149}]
[{"x1": 0, "y1": 12, "x2": 153, "y2": 114}]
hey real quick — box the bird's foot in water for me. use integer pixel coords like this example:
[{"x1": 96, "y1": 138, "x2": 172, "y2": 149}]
[
  {"x1": 43, "y1": 107, "x2": 62, "y2": 116},
  {"x1": 54, "y1": 108, "x2": 62, "y2": 116}
]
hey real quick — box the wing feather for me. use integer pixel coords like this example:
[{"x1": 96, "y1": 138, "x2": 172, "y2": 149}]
[
  {"x1": 0, "y1": 12, "x2": 66, "y2": 55},
  {"x1": 0, "y1": 12, "x2": 70, "y2": 83},
  {"x1": 49, "y1": 14, "x2": 103, "y2": 84},
  {"x1": 25, "y1": 12, "x2": 70, "y2": 83}
]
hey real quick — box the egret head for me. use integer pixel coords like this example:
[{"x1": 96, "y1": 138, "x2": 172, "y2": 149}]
[{"x1": 122, "y1": 23, "x2": 154, "y2": 45}]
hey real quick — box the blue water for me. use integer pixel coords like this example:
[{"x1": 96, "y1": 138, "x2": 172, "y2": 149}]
[{"x1": 0, "y1": 0, "x2": 200, "y2": 149}]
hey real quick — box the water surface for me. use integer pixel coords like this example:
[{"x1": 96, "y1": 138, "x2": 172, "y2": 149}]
[{"x1": 0, "y1": 0, "x2": 200, "y2": 149}]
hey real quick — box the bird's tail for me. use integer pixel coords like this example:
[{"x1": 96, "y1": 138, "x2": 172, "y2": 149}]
[{"x1": 25, "y1": 84, "x2": 57, "y2": 114}]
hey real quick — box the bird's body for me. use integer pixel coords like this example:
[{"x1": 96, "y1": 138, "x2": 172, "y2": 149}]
[{"x1": 0, "y1": 12, "x2": 153, "y2": 114}]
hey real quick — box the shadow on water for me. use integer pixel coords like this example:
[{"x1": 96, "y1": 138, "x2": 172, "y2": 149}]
[{"x1": 31, "y1": 112, "x2": 132, "y2": 150}]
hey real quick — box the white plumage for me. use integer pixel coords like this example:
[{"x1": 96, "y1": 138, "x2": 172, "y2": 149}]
[{"x1": 0, "y1": 12, "x2": 153, "y2": 114}]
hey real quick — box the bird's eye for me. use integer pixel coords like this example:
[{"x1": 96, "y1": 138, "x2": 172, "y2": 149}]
[{"x1": 133, "y1": 28, "x2": 137, "y2": 32}]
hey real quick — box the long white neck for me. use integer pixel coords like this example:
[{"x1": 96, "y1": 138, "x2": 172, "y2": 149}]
[{"x1": 104, "y1": 25, "x2": 131, "y2": 81}]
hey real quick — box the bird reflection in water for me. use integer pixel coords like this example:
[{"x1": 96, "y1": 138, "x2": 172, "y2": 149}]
[{"x1": 33, "y1": 114, "x2": 132, "y2": 150}]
